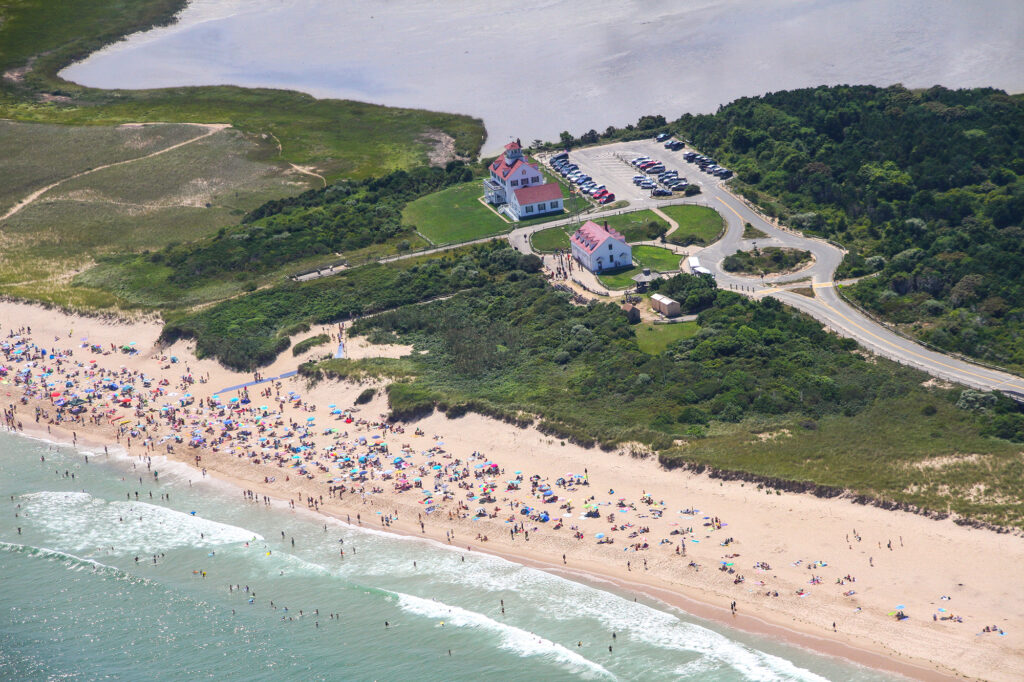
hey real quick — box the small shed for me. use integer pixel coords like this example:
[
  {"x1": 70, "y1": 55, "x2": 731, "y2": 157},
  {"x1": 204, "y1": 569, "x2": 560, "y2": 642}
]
[
  {"x1": 620, "y1": 303, "x2": 641, "y2": 324},
  {"x1": 650, "y1": 293, "x2": 681, "y2": 318},
  {"x1": 631, "y1": 267, "x2": 661, "y2": 292}
]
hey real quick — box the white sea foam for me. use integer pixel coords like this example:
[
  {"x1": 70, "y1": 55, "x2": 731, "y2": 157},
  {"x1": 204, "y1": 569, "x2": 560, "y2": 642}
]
[
  {"x1": 391, "y1": 590, "x2": 617, "y2": 680},
  {"x1": 0, "y1": 540, "x2": 157, "y2": 587},
  {"x1": 376, "y1": 551, "x2": 828, "y2": 681},
  {"x1": 20, "y1": 491, "x2": 263, "y2": 554}
]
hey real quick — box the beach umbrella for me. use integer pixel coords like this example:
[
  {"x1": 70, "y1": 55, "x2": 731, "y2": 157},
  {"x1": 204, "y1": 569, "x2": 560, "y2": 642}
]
[
  {"x1": 432, "y1": 465, "x2": 442, "y2": 470},
  {"x1": 595, "y1": 533, "x2": 605, "y2": 539}
]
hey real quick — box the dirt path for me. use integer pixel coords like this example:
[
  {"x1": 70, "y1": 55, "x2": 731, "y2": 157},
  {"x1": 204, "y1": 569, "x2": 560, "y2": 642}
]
[
  {"x1": 0, "y1": 123, "x2": 230, "y2": 223},
  {"x1": 266, "y1": 132, "x2": 327, "y2": 187}
]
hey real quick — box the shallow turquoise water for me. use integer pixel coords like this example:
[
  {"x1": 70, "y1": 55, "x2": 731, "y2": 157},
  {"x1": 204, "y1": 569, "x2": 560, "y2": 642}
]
[{"x1": 0, "y1": 430, "x2": 897, "y2": 680}]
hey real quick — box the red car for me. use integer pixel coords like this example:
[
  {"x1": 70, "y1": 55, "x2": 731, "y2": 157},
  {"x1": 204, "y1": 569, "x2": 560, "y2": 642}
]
[
  {"x1": 598, "y1": 193, "x2": 615, "y2": 204},
  {"x1": 592, "y1": 189, "x2": 610, "y2": 200},
  {"x1": 639, "y1": 160, "x2": 659, "y2": 170}
]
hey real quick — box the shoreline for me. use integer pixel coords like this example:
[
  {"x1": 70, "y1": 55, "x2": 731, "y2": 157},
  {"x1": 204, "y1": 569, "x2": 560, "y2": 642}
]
[
  {"x1": 2, "y1": 299, "x2": 1020, "y2": 681},
  {"x1": 2, "y1": 419, "x2": 968, "y2": 681}
]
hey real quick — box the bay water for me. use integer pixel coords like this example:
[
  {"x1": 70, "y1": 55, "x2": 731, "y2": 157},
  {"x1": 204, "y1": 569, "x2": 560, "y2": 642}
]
[
  {"x1": 0, "y1": 430, "x2": 897, "y2": 680},
  {"x1": 61, "y1": 0, "x2": 1024, "y2": 152}
]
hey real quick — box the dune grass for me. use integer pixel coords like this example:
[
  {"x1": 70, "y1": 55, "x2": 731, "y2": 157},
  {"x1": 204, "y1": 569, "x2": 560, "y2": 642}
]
[
  {"x1": 0, "y1": 1, "x2": 486, "y2": 182},
  {"x1": 0, "y1": 124, "x2": 318, "y2": 307},
  {"x1": 667, "y1": 396, "x2": 1024, "y2": 528}
]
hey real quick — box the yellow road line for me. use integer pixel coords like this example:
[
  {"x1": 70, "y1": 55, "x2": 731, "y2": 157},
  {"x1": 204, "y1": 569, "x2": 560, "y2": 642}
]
[
  {"x1": 717, "y1": 197, "x2": 1024, "y2": 390},
  {"x1": 811, "y1": 295, "x2": 1024, "y2": 390}
]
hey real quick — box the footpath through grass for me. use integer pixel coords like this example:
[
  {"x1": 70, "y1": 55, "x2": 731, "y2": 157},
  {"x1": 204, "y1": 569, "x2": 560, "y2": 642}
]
[
  {"x1": 661, "y1": 204, "x2": 724, "y2": 246},
  {"x1": 0, "y1": 1, "x2": 486, "y2": 182}
]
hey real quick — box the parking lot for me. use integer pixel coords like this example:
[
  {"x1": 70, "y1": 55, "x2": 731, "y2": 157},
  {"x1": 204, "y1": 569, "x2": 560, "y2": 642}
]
[{"x1": 541, "y1": 138, "x2": 728, "y2": 210}]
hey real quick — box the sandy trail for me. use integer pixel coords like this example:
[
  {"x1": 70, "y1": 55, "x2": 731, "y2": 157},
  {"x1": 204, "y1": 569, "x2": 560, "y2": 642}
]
[{"x1": 0, "y1": 123, "x2": 230, "y2": 223}]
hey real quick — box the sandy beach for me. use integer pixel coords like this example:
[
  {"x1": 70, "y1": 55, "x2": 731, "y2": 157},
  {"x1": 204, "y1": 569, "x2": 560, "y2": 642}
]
[{"x1": 2, "y1": 299, "x2": 1021, "y2": 681}]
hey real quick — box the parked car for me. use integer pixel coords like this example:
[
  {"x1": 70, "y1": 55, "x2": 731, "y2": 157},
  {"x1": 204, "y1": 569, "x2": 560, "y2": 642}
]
[
  {"x1": 588, "y1": 184, "x2": 605, "y2": 194},
  {"x1": 598, "y1": 193, "x2": 615, "y2": 204},
  {"x1": 551, "y1": 152, "x2": 569, "y2": 163},
  {"x1": 683, "y1": 152, "x2": 697, "y2": 161},
  {"x1": 593, "y1": 189, "x2": 610, "y2": 200},
  {"x1": 655, "y1": 132, "x2": 671, "y2": 142},
  {"x1": 631, "y1": 156, "x2": 650, "y2": 164},
  {"x1": 652, "y1": 188, "x2": 671, "y2": 197},
  {"x1": 640, "y1": 180, "x2": 656, "y2": 189}
]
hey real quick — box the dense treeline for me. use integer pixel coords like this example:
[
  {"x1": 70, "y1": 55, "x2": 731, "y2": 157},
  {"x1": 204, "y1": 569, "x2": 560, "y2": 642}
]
[
  {"x1": 664, "y1": 85, "x2": 1024, "y2": 372},
  {"x1": 160, "y1": 242, "x2": 538, "y2": 369},
  {"x1": 149, "y1": 163, "x2": 473, "y2": 284},
  {"x1": 345, "y1": 272, "x2": 1024, "y2": 449}
]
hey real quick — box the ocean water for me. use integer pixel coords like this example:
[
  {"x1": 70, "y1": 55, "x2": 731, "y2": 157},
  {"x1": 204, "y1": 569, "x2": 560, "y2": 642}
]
[
  {"x1": 0, "y1": 430, "x2": 897, "y2": 680},
  {"x1": 61, "y1": 0, "x2": 1024, "y2": 151}
]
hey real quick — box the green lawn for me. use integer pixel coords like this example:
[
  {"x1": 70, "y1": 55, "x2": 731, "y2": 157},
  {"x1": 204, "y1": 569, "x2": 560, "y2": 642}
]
[
  {"x1": 598, "y1": 210, "x2": 663, "y2": 242},
  {"x1": 530, "y1": 225, "x2": 574, "y2": 253},
  {"x1": 530, "y1": 209, "x2": 665, "y2": 253},
  {"x1": 597, "y1": 265, "x2": 643, "y2": 290},
  {"x1": 634, "y1": 321, "x2": 699, "y2": 354},
  {"x1": 402, "y1": 181, "x2": 510, "y2": 245},
  {"x1": 632, "y1": 245, "x2": 682, "y2": 272},
  {"x1": 661, "y1": 205, "x2": 725, "y2": 246}
]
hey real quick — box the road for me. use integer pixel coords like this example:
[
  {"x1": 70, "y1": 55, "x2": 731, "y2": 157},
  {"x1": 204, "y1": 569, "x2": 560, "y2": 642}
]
[
  {"x1": 524, "y1": 139, "x2": 1024, "y2": 394},
  {"x1": 300, "y1": 137, "x2": 1024, "y2": 395}
]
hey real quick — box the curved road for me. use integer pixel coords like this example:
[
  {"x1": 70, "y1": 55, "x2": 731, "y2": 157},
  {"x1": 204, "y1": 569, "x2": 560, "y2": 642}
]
[{"x1": 512, "y1": 141, "x2": 1024, "y2": 395}]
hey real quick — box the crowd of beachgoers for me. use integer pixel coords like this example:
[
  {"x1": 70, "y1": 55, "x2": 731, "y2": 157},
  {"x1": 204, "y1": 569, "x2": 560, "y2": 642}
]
[{"x1": 1, "y1": 306, "x2": 1020, "y2": 680}]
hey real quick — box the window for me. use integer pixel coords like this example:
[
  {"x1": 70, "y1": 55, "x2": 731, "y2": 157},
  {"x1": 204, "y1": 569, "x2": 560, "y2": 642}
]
[
  {"x1": 532, "y1": 176, "x2": 539, "y2": 184},
  {"x1": 608, "y1": 243, "x2": 613, "y2": 250},
  {"x1": 537, "y1": 202, "x2": 546, "y2": 211},
  {"x1": 511, "y1": 179, "x2": 518, "y2": 186},
  {"x1": 525, "y1": 205, "x2": 534, "y2": 213}
]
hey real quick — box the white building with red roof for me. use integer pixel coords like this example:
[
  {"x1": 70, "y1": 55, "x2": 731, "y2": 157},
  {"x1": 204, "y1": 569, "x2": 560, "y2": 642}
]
[
  {"x1": 570, "y1": 220, "x2": 632, "y2": 273},
  {"x1": 483, "y1": 139, "x2": 564, "y2": 220}
]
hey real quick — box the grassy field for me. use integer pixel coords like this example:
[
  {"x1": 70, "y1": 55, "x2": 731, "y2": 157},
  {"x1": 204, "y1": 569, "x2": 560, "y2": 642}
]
[
  {"x1": 667, "y1": 396, "x2": 1024, "y2": 528},
  {"x1": 0, "y1": 2, "x2": 486, "y2": 182},
  {"x1": 0, "y1": 120, "x2": 208, "y2": 213},
  {"x1": 402, "y1": 181, "x2": 509, "y2": 245},
  {"x1": 0, "y1": 124, "x2": 317, "y2": 304},
  {"x1": 530, "y1": 209, "x2": 666, "y2": 253},
  {"x1": 632, "y1": 245, "x2": 682, "y2": 272},
  {"x1": 599, "y1": 209, "x2": 663, "y2": 241},
  {"x1": 597, "y1": 265, "x2": 643, "y2": 290},
  {"x1": 634, "y1": 321, "x2": 699, "y2": 354},
  {"x1": 661, "y1": 204, "x2": 724, "y2": 245},
  {"x1": 529, "y1": 225, "x2": 575, "y2": 252}
]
